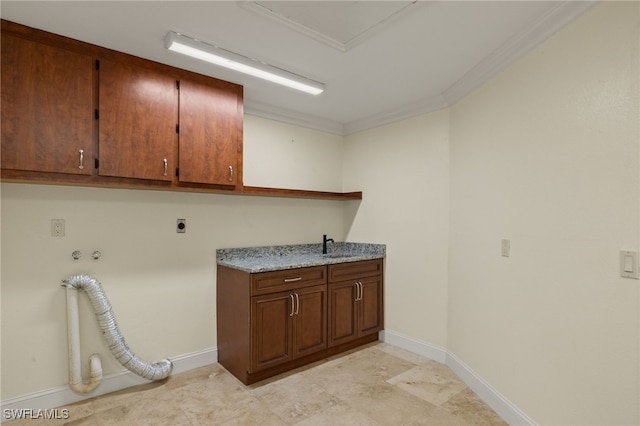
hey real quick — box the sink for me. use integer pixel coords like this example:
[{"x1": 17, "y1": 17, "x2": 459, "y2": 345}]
[{"x1": 322, "y1": 253, "x2": 357, "y2": 258}]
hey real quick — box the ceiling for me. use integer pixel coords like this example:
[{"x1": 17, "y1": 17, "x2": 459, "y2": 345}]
[{"x1": 1, "y1": 1, "x2": 595, "y2": 135}]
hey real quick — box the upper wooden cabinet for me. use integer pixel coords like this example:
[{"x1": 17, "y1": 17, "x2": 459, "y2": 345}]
[
  {"x1": 98, "y1": 59, "x2": 178, "y2": 181},
  {"x1": 178, "y1": 79, "x2": 242, "y2": 186},
  {"x1": 98, "y1": 61, "x2": 242, "y2": 185},
  {"x1": 0, "y1": 20, "x2": 362, "y2": 201},
  {"x1": 1, "y1": 33, "x2": 94, "y2": 175},
  {"x1": 0, "y1": 20, "x2": 242, "y2": 188}
]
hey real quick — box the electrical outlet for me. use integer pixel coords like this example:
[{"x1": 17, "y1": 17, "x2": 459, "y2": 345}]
[
  {"x1": 176, "y1": 218, "x2": 186, "y2": 233},
  {"x1": 51, "y1": 219, "x2": 65, "y2": 237}
]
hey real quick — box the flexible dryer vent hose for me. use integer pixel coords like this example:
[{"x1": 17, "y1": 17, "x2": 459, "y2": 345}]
[{"x1": 63, "y1": 274, "x2": 173, "y2": 391}]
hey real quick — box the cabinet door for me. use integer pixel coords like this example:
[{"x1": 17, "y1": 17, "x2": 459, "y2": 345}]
[
  {"x1": 251, "y1": 291, "x2": 293, "y2": 371},
  {"x1": 98, "y1": 59, "x2": 177, "y2": 181},
  {"x1": 328, "y1": 281, "x2": 358, "y2": 347},
  {"x1": 178, "y1": 79, "x2": 240, "y2": 185},
  {"x1": 293, "y1": 285, "x2": 327, "y2": 358},
  {"x1": 358, "y1": 276, "x2": 383, "y2": 336},
  {"x1": 1, "y1": 35, "x2": 93, "y2": 174}
]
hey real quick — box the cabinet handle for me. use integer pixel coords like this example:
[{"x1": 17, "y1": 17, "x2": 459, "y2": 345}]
[
  {"x1": 289, "y1": 294, "x2": 295, "y2": 317},
  {"x1": 355, "y1": 282, "x2": 362, "y2": 301},
  {"x1": 163, "y1": 158, "x2": 168, "y2": 176},
  {"x1": 78, "y1": 149, "x2": 84, "y2": 169},
  {"x1": 284, "y1": 277, "x2": 302, "y2": 283},
  {"x1": 294, "y1": 293, "x2": 300, "y2": 315},
  {"x1": 228, "y1": 165, "x2": 233, "y2": 182}
]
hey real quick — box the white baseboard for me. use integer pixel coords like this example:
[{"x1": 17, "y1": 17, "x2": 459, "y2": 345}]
[
  {"x1": 380, "y1": 329, "x2": 447, "y2": 363},
  {"x1": 381, "y1": 330, "x2": 536, "y2": 426},
  {"x1": 3, "y1": 337, "x2": 536, "y2": 425},
  {"x1": 445, "y1": 352, "x2": 536, "y2": 426},
  {"x1": 0, "y1": 347, "x2": 217, "y2": 423}
]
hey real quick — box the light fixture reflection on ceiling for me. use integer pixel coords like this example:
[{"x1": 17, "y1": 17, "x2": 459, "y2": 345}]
[{"x1": 165, "y1": 31, "x2": 325, "y2": 95}]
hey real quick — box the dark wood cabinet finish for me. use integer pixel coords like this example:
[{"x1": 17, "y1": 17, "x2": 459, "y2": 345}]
[
  {"x1": 1, "y1": 33, "x2": 94, "y2": 175},
  {"x1": 178, "y1": 79, "x2": 242, "y2": 186},
  {"x1": 251, "y1": 290, "x2": 294, "y2": 370},
  {"x1": 98, "y1": 59, "x2": 178, "y2": 181},
  {"x1": 217, "y1": 259, "x2": 383, "y2": 385},
  {"x1": 251, "y1": 284, "x2": 327, "y2": 371},
  {"x1": 0, "y1": 19, "x2": 362, "y2": 201},
  {"x1": 251, "y1": 266, "x2": 327, "y2": 295},
  {"x1": 328, "y1": 259, "x2": 384, "y2": 347}
]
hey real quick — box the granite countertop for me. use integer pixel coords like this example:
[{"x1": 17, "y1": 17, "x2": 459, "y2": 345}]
[{"x1": 216, "y1": 242, "x2": 386, "y2": 273}]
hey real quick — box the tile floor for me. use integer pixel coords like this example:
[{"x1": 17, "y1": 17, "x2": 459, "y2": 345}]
[{"x1": 8, "y1": 343, "x2": 507, "y2": 425}]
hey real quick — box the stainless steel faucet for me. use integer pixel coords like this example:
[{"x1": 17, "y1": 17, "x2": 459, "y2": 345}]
[{"x1": 322, "y1": 234, "x2": 334, "y2": 254}]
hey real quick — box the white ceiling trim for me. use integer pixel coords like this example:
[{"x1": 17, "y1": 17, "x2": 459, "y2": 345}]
[
  {"x1": 244, "y1": 99, "x2": 346, "y2": 135},
  {"x1": 442, "y1": 0, "x2": 597, "y2": 105},
  {"x1": 343, "y1": 94, "x2": 449, "y2": 135},
  {"x1": 247, "y1": 0, "x2": 597, "y2": 136},
  {"x1": 239, "y1": 1, "x2": 424, "y2": 53}
]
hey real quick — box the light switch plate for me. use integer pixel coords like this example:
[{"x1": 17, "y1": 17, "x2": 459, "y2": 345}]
[
  {"x1": 620, "y1": 251, "x2": 639, "y2": 279},
  {"x1": 501, "y1": 239, "x2": 510, "y2": 257}
]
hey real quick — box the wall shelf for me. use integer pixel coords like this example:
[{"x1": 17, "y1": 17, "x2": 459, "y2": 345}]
[{"x1": 0, "y1": 171, "x2": 362, "y2": 201}]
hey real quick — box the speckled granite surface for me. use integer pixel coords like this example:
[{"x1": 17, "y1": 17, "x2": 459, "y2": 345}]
[{"x1": 217, "y1": 242, "x2": 386, "y2": 273}]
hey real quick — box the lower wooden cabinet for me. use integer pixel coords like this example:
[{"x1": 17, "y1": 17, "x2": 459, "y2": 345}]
[
  {"x1": 251, "y1": 284, "x2": 327, "y2": 371},
  {"x1": 217, "y1": 259, "x2": 383, "y2": 385},
  {"x1": 328, "y1": 260, "x2": 384, "y2": 347}
]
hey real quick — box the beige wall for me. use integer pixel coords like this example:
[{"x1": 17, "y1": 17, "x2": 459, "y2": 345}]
[
  {"x1": 448, "y1": 2, "x2": 639, "y2": 424},
  {"x1": 244, "y1": 115, "x2": 344, "y2": 192},
  {"x1": 0, "y1": 115, "x2": 346, "y2": 399},
  {"x1": 1, "y1": 2, "x2": 639, "y2": 424},
  {"x1": 343, "y1": 110, "x2": 450, "y2": 348}
]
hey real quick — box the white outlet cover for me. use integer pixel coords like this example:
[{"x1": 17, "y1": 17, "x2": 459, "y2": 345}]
[{"x1": 51, "y1": 219, "x2": 65, "y2": 237}]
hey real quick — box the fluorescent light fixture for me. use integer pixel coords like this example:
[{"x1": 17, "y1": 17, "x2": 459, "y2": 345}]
[{"x1": 165, "y1": 31, "x2": 325, "y2": 95}]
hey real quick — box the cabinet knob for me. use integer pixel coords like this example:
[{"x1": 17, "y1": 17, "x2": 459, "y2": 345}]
[
  {"x1": 163, "y1": 158, "x2": 168, "y2": 176},
  {"x1": 228, "y1": 165, "x2": 233, "y2": 182},
  {"x1": 78, "y1": 149, "x2": 84, "y2": 169}
]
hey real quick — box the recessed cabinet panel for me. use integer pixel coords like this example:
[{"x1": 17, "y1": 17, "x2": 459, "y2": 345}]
[
  {"x1": 98, "y1": 59, "x2": 177, "y2": 181},
  {"x1": 293, "y1": 285, "x2": 327, "y2": 358},
  {"x1": 1, "y1": 34, "x2": 94, "y2": 175},
  {"x1": 178, "y1": 79, "x2": 241, "y2": 186},
  {"x1": 328, "y1": 259, "x2": 383, "y2": 347},
  {"x1": 251, "y1": 291, "x2": 294, "y2": 371},
  {"x1": 328, "y1": 281, "x2": 358, "y2": 347},
  {"x1": 359, "y1": 276, "x2": 383, "y2": 335}
]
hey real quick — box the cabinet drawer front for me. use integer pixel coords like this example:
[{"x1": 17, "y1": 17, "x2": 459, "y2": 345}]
[
  {"x1": 251, "y1": 266, "x2": 327, "y2": 296},
  {"x1": 328, "y1": 259, "x2": 382, "y2": 283}
]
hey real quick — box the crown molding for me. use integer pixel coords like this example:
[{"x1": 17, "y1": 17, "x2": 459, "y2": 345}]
[
  {"x1": 238, "y1": 1, "x2": 425, "y2": 53},
  {"x1": 244, "y1": 99, "x2": 346, "y2": 135},
  {"x1": 245, "y1": 1, "x2": 597, "y2": 136},
  {"x1": 343, "y1": 94, "x2": 449, "y2": 135},
  {"x1": 442, "y1": 0, "x2": 597, "y2": 105}
]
